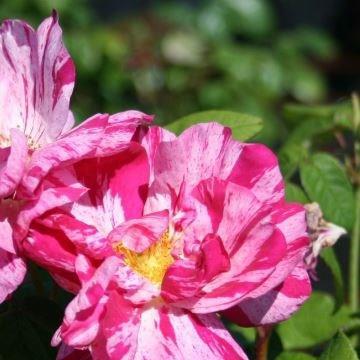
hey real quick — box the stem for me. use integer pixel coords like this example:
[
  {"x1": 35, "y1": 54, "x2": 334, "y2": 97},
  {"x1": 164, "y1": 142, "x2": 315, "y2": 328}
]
[
  {"x1": 349, "y1": 94, "x2": 360, "y2": 315},
  {"x1": 255, "y1": 326, "x2": 272, "y2": 360},
  {"x1": 350, "y1": 187, "x2": 360, "y2": 312},
  {"x1": 348, "y1": 94, "x2": 360, "y2": 346},
  {"x1": 349, "y1": 187, "x2": 360, "y2": 347},
  {"x1": 351, "y1": 92, "x2": 360, "y2": 133}
]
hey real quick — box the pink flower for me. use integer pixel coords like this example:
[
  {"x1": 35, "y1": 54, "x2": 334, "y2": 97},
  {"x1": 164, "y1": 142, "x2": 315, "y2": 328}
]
[
  {"x1": 0, "y1": 13, "x2": 153, "y2": 301},
  {"x1": 0, "y1": 12, "x2": 75, "y2": 198},
  {"x1": 18, "y1": 124, "x2": 311, "y2": 359},
  {"x1": 0, "y1": 12, "x2": 75, "y2": 300},
  {"x1": 0, "y1": 12, "x2": 153, "y2": 198},
  {"x1": 0, "y1": 199, "x2": 26, "y2": 302}
]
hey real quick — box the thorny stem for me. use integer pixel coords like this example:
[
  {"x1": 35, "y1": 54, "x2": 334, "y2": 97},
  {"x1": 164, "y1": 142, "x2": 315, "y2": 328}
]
[{"x1": 255, "y1": 326, "x2": 272, "y2": 360}]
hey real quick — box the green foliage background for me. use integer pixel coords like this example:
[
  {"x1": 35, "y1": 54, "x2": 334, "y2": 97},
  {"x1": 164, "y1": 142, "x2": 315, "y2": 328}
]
[{"x1": 0, "y1": 1, "x2": 359, "y2": 359}]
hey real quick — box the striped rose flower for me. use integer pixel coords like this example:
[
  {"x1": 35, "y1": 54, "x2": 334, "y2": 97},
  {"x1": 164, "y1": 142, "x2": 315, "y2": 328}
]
[
  {"x1": 18, "y1": 123, "x2": 311, "y2": 359},
  {"x1": 0, "y1": 13, "x2": 152, "y2": 302}
]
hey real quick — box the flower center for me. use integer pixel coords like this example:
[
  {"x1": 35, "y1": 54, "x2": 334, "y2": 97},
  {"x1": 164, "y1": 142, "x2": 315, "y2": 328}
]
[{"x1": 113, "y1": 230, "x2": 174, "y2": 285}]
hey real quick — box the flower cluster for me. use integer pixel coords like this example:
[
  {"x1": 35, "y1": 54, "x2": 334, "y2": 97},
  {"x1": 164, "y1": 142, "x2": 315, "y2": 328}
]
[{"x1": 0, "y1": 14, "x2": 312, "y2": 360}]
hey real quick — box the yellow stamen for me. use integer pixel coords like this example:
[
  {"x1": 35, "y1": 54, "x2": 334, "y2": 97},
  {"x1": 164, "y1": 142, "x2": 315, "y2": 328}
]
[{"x1": 113, "y1": 230, "x2": 174, "y2": 285}]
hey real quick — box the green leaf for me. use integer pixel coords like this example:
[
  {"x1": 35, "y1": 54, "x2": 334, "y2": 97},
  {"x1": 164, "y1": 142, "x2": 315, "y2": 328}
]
[
  {"x1": 290, "y1": 28, "x2": 337, "y2": 59},
  {"x1": 285, "y1": 182, "x2": 309, "y2": 203},
  {"x1": 283, "y1": 101, "x2": 353, "y2": 129},
  {"x1": 268, "y1": 331, "x2": 284, "y2": 360},
  {"x1": 277, "y1": 291, "x2": 351, "y2": 349},
  {"x1": 286, "y1": 117, "x2": 335, "y2": 145},
  {"x1": 320, "y1": 248, "x2": 344, "y2": 310},
  {"x1": 284, "y1": 103, "x2": 336, "y2": 121},
  {"x1": 289, "y1": 65, "x2": 326, "y2": 103},
  {"x1": 225, "y1": 322, "x2": 256, "y2": 344},
  {"x1": 220, "y1": 0, "x2": 276, "y2": 38},
  {"x1": 319, "y1": 331, "x2": 359, "y2": 360},
  {"x1": 279, "y1": 143, "x2": 308, "y2": 179},
  {"x1": 278, "y1": 117, "x2": 335, "y2": 179},
  {"x1": 275, "y1": 352, "x2": 316, "y2": 360},
  {"x1": 300, "y1": 153, "x2": 355, "y2": 230},
  {"x1": 166, "y1": 110, "x2": 263, "y2": 141}
]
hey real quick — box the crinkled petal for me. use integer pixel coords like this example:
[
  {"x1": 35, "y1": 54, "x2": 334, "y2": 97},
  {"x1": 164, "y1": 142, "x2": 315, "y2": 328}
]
[
  {"x1": 60, "y1": 111, "x2": 76, "y2": 136},
  {"x1": 75, "y1": 254, "x2": 97, "y2": 285},
  {"x1": 162, "y1": 234, "x2": 230, "y2": 303},
  {"x1": 175, "y1": 225, "x2": 287, "y2": 313},
  {"x1": 139, "y1": 125, "x2": 176, "y2": 182},
  {"x1": 68, "y1": 143, "x2": 149, "y2": 239},
  {"x1": 20, "y1": 113, "x2": 109, "y2": 195},
  {"x1": 53, "y1": 256, "x2": 121, "y2": 348},
  {"x1": 162, "y1": 258, "x2": 203, "y2": 303},
  {"x1": 243, "y1": 203, "x2": 309, "y2": 300},
  {"x1": 15, "y1": 168, "x2": 88, "y2": 241},
  {"x1": 112, "y1": 260, "x2": 160, "y2": 305},
  {"x1": 90, "y1": 292, "x2": 141, "y2": 360},
  {"x1": 91, "y1": 303, "x2": 248, "y2": 360},
  {"x1": 227, "y1": 143, "x2": 284, "y2": 204},
  {"x1": 0, "y1": 249, "x2": 26, "y2": 303},
  {"x1": 0, "y1": 19, "x2": 37, "y2": 138},
  {"x1": 222, "y1": 264, "x2": 311, "y2": 326},
  {"x1": 0, "y1": 129, "x2": 28, "y2": 198},
  {"x1": 20, "y1": 111, "x2": 151, "y2": 196},
  {"x1": 0, "y1": 13, "x2": 75, "y2": 146},
  {"x1": 96, "y1": 111, "x2": 153, "y2": 156},
  {"x1": 23, "y1": 220, "x2": 78, "y2": 274},
  {"x1": 22, "y1": 217, "x2": 81, "y2": 294},
  {"x1": 43, "y1": 213, "x2": 111, "y2": 260},
  {"x1": 36, "y1": 12, "x2": 75, "y2": 142},
  {"x1": 145, "y1": 123, "x2": 243, "y2": 213},
  {"x1": 108, "y1": 210, "x2": 169, "y2": 253},
  {"x1": 51, "y1": 270, "x2": 81, "y2": 294},
  {"x1": 201, "y1": 233, "x2": 231, "y2": 282},
  {"x1": 56, "y1": 343, "x2": 91, "y2": 360}
]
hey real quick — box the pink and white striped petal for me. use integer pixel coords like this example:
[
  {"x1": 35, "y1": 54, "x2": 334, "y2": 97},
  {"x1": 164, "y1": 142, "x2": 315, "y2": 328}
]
[
  {"x1": 19, "y1": 113, "x2": 109, "y2": 195},
  {"x1": 227, "y1": 143, "x2": 284, "y2": 205},
  {"x1": 42, "y1": 213, "x2": 111, "y2": 260},
  {"x1": 0, "y1": 249, "x2": 26, "y2": 303},
  {"x1": 162, "y1": 233, "x2": 230, "y2": 303},
  {"x1": 222, "y1": 264, "x2": 311, "y2": 326},
  {"x1": 241, "y1": 203, "x2": 309, "y2": 300},
  {"x1": 68, "y1": 143, "x2": 150, "y2": 239},
  {"x1": 15, "y1": 168, "x2": 88, "y2": 241},
  {"x1": 52, "y1": 256, "x2": 121, "y2": 348},
  {"x1": 56, "y1": 343, "x2": 91, "y2": 360},
  {"x1": 0, "y1": 129, "x2": 28, "y2": 198},
  {"x1": 91, "y1": 302, "x2": 248, "y2": 360},
  {"x1": 0, "y1": 13, "x2": 75, "y2": 146},
  {"x1": 139, "y1": 125, "x2": 176, "y2": 182},
  {"x1": 108, "y1": 210, "x2": 169, "y2": 253},
  {"x1": 145, "y1": 123, "x2": 243, "y2": 213}
]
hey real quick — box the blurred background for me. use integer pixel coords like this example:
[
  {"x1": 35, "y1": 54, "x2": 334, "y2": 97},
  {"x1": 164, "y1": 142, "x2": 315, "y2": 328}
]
[
  {"x1": 1, "y1": 0, "x2": 359, "y2": 148},
  {"x1": 0, "y1": 3, "x2": 359, "y2": 357}
]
